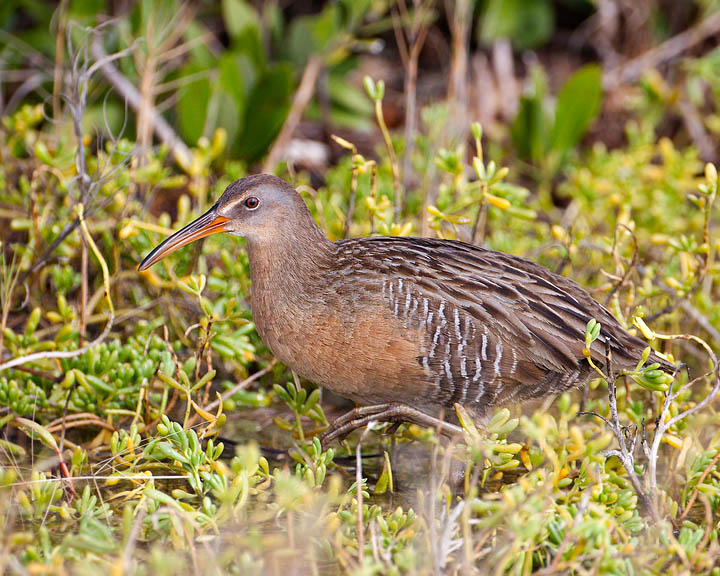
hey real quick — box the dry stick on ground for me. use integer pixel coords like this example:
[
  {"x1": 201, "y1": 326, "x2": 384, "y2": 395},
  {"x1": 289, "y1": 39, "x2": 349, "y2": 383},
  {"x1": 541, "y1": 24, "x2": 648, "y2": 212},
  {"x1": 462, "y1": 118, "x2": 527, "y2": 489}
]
[
  {"x1": 47, "y1": 418, "x2": 115, "y2": 434},
  {"x1": 262, "y1": 55, "x2": 324, "y2": 174},
  {"x1": 603, "y1": 10, "x2": 720, "y2": 90},
  {"x1": 89, "y1": 34, "x2": 192, "y2": 169},
  {"x1": 391, "y1": 0, "x2": 433, "y2": 193},
  {"x1": 445, "y1": 0, "x2": 472, "y2": 142}
]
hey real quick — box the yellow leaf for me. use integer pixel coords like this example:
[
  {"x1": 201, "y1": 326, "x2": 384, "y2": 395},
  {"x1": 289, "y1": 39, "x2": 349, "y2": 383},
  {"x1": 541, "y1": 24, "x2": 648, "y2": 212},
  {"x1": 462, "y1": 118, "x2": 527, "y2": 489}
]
[
  {"x1": 485, "y1": 192, "x2": 511, "y2": 210},
  {"x1": 633, "y1": 316, "x2": 655, "y2": 340},
  {"x1": 118, "y1": 222, "x2": 136, "y2": 240},
  {"x1": 665, "y1": 277, "x2": 681, "y2": 290},
  {"x1": 520, "y1": 449, "x2": 532, "y2": 471},
  {"x1": 331, "y1": 134, "x2": 356, "y2": 152},
  {"x1": 662, "y1": 434, "x2": 683, "y2": 450},
  {"x1": 454, "y1": 403, "x2": 479, "y2": 440},
  {"x1": 191, "y1": 401, "x2": 215, "y2": 422},
  {"x1": 551, "y1": 225, "x2": 565, "y2": 241}
]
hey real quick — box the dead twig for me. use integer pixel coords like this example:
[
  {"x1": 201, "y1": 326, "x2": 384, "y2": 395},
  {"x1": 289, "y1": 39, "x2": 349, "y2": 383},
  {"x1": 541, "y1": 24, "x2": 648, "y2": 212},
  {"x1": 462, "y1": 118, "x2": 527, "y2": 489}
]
[
  {"x1": 263, "y1": 54, "x2": 324, "y2": 173},
  {"x1": 392, "y1": 0, "x2": 434, "y2": 191},
  {"x1": 51, "y1": 0, "x2": 68, "y2": 121},
  {"x1": 581, "y1": 342, "x2": 660, "y2": 522},
  {"x1": 89, "y1": 33, "x2": 192, "y2": 168},
  {"x1": 445, "y1": 0, "x2": 471, "y2": 141},
  {"x1": 603, "y1": 10, "x2": 720, "y2": 89},
  {"x1": 677, "y1": 98, "x2": 716, "y2": 163},
  {"x1": 18, "y1": 24, "x2": 135, "y2": 285}
]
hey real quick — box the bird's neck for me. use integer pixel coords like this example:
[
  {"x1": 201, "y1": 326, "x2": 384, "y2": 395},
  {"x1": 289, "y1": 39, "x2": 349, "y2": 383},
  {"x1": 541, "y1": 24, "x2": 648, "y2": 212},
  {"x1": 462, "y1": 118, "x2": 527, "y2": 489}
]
[
  {"x1": 245, "y1": 215, "x2": 336, "y2": 306},
  {"x1": 244, "y1": 216, "x2": 336, "y2": 364}
]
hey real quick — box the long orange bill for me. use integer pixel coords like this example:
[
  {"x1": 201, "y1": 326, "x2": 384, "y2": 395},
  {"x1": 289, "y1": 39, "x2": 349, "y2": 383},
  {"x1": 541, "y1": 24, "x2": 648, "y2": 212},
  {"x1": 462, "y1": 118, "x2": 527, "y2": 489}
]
[{"x1": 137, "y1": 205, "x2": 230, "y2": 271}]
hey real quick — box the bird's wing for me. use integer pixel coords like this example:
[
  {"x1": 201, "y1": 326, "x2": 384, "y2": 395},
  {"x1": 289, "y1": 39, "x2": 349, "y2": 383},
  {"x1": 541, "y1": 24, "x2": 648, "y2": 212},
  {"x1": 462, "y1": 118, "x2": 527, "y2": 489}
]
[{"x1": 336, "y1": 237, "x2": 655, "y2": 408}]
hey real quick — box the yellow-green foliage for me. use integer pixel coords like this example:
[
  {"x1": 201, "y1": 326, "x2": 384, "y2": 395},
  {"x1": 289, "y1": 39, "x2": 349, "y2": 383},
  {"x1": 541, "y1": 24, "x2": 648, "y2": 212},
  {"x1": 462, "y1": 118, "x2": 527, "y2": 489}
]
[{"x1": 1, "y1": 81, "x2": 719, "y2": 575}]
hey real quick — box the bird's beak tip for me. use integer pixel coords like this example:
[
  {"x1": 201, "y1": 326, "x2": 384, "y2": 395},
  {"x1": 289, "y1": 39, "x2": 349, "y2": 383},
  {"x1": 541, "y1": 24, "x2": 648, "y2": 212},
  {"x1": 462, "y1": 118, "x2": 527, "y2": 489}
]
[{"x1": 137, "y1": 209, "x2": 230, "y2": 271}]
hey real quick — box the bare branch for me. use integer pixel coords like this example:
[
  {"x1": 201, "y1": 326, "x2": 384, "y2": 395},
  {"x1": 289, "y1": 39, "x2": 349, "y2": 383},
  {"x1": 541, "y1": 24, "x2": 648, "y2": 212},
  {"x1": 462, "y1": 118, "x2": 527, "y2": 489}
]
[
  {"x1": 582, "y1": 340, "x2": 660, "y2": 522},
  {"x1": 0, "y1": 313, "x2": 114, "y2": 373},
  {"x1": 679, "y1": 300, "x2": 720, "y2": 346},
  {"x1": 89, "y1": 33, "x2": 192, "y2": 169},
  {"x1": 262, "y1": 54, "x2": 324, "y2": 174},
  {"x1": 603, "y1": 10, "x2": 720, "y2": 89}
]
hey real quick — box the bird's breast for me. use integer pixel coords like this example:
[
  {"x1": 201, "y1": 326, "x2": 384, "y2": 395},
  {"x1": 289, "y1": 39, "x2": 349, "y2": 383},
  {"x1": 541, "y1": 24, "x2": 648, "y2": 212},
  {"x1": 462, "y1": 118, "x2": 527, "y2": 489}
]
[{"x1": 250, "y1": 285, "x2": 434, "y2": 406}]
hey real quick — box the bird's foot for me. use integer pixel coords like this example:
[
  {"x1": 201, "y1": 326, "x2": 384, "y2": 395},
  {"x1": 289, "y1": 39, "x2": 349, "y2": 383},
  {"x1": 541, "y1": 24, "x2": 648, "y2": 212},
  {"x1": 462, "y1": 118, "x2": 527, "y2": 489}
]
[{"x1": 319, "y1": 402, "x2": 463, "y2": 447}]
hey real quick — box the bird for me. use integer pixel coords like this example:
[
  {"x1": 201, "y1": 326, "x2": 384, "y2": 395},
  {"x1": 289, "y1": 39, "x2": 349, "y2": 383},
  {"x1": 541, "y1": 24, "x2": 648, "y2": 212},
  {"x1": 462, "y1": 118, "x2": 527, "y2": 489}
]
[{"x1": 138, "y1": 174, "x2": 673, "y2": 444}]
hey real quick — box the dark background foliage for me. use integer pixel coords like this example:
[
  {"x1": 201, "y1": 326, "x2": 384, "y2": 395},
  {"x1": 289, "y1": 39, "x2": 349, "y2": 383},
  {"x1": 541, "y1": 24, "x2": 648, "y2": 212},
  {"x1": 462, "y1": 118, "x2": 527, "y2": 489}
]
[{"x1": 1, "y1": 1, "x2": 720, "y2": 574}]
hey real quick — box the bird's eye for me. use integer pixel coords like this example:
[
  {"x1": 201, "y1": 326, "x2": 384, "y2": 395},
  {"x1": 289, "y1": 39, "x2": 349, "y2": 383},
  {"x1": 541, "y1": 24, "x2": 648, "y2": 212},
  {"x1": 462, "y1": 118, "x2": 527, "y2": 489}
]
[{"x1": 244, "y1": 196, "x2": 259, "y2": 210}]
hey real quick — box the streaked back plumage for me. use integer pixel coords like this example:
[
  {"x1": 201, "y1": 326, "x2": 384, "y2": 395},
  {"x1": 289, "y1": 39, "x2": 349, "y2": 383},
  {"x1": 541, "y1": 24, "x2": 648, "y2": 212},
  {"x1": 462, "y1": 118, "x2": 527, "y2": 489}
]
[{"x1": 321, "y1": 236, "x2": 670, "y2": 417}]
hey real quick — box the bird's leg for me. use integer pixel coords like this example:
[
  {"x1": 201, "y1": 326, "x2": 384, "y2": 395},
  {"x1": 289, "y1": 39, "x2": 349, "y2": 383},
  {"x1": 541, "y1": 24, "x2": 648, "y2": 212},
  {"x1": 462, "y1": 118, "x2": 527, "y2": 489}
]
[
  {"x1": 317, "y1": 404, "x2": 394, "y2": 446},
  {"x1": 323, "y1": 404, "x2": 390, "y2": 431},
  {"x1": 320, "y1": 402, "x2": 463, "y2": 447}
]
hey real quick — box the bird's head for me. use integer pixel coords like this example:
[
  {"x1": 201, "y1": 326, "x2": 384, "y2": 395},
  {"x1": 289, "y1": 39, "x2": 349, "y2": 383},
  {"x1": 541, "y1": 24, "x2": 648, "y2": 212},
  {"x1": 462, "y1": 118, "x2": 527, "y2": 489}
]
[{"x1": 138, "y1": 174, "x2": 306, "y2": 271}]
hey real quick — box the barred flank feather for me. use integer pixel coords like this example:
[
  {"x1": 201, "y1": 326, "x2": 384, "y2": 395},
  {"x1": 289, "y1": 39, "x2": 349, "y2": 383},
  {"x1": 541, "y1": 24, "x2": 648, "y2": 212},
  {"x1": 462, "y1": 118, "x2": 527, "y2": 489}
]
[{"x1": 331, "y1": 237, "x2": 672, "y2": 414}]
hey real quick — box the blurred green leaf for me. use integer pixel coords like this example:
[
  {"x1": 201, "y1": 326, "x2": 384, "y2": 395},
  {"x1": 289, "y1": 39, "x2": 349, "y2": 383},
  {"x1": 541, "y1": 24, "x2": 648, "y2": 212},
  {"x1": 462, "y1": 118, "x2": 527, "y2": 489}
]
[
  {"x1": 177, "y1": 62, "x2": 212, "y2": 144},
  {"x1": 237, "y1": 64, "x2": 294, "y2": 160},
  {"x1": 288, "y1": 5, "x2": 338, "y2": 68},
  {"x1": 510, "y1": 64, "x2": 549, "y2": 165},
  {"x1": 222, "y1": 0, "x2": 260, "y2": 41},
  {"x1": 549, "y1": 64, "x2": 603, "y2": 156},
  {"x1": 479, "y1": 0, "x2": 554, "y2": 51},
  {"x1": 70, "y1": 0, "x2": 106, "y2": 18}
]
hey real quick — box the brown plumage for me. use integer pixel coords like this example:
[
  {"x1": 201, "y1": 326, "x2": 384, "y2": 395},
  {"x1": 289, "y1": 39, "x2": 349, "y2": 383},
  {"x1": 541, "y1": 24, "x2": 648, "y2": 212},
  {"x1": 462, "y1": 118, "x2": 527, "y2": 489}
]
[{"x1": 139, "y1": 174, "x2": 672, "y2": 438}]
